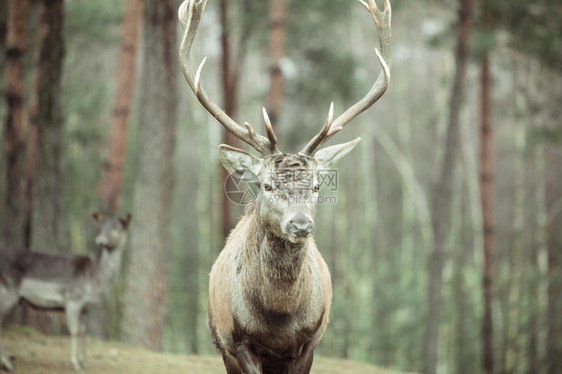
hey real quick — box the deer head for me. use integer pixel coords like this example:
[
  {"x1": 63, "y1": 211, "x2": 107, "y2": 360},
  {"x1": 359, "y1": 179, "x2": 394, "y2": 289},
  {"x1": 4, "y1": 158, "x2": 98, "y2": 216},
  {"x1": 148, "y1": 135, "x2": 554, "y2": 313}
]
[
  {"x1": 92, "y1": 212, "x2": 132, "y2": 250},
  {"x1": 178, "y1": 0, "x2": 391, "y2": 242},
  {"x1": 218, "y1": 139, "x2": 361, "y2": 243}
]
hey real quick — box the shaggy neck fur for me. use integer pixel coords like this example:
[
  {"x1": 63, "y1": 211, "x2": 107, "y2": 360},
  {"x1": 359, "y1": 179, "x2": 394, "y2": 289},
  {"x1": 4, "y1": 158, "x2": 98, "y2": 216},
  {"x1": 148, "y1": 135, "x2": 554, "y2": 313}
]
[
  {"x1": 244, "y1": 208, "x2": 312, "y2": 313},
  {"x1": 94, "y1": 236, "x2": 126, "y2": 295}
]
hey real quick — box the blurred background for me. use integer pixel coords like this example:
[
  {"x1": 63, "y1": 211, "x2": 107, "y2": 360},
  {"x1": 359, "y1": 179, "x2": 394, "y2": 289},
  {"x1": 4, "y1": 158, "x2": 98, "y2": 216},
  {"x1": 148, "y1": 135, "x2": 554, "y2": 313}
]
[{"x1": 1, "y1": 0, "x2": 561, "y2": 373}]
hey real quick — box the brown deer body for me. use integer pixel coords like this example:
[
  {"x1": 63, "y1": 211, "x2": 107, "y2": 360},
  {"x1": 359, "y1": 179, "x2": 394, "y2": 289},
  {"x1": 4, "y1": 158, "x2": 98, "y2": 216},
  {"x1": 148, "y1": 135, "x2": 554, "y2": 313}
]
[
  {"x1": 0, "y1": 213, "x2": 131, "y2": 372},
  {"x1": 209, "y1": 151, "x2": 347, "y2": 373},
  {"x1": 210, "y1": 211, "x2": 330, "y2": 372},
  {"x1": 178, "y1": 0, "x2": 391, "y2": 372}
]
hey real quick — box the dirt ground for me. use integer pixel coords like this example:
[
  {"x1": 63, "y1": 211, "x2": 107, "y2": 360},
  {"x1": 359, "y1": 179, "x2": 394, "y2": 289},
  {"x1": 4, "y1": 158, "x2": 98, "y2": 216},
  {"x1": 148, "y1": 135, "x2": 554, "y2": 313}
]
[{"x1": 1, "y1": 326, "x2": 409, "y2": 374}]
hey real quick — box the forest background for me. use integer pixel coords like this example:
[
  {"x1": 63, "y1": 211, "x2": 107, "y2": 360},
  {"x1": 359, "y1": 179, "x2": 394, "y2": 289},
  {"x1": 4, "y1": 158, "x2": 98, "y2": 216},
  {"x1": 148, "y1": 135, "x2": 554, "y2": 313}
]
[{"x1": 1, "y1": 0, "x2": 561, "y2": 374}]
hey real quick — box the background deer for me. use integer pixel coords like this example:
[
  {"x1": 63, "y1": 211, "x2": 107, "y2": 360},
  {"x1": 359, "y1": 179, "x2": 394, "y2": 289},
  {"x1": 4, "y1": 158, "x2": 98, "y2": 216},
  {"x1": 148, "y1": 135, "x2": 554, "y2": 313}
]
[
  {"x1": 0, "y1": 213, "x2": 131, "y2": 372},
  {"x1": 178, "y1": 0, "x2": 391, "y2": 372}
]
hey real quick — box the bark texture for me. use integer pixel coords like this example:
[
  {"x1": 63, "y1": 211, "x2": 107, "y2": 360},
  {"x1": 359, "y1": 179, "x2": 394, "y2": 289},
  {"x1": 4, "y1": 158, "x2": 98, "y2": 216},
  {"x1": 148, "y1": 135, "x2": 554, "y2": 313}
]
[
  {"x1": 265, "y1": 0, "x2": 287, "y2": 126},
  {"x1": 30, "y1": 0, "x2": 65, "y2": 253},
  {"x1": 545, "y1": 111, "x2": 562, "y2": 374},
  {"x1": 3, "y1": 0, "x2": 29, "y2": 249},
  {"x1": 479, "y1": 51, "x2": 494, "y2": 374},
  {"x1": 120, "y1": 0, "x2": 176, "y2": 351},
  {"x1": 98, "y1": 0, "x2": 143, "y2": 214}
]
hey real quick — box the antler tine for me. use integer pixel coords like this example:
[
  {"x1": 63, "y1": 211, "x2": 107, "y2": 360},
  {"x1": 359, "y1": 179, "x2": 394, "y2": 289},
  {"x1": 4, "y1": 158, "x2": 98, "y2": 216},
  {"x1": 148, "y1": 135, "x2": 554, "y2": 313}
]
[
  {"x1": 262, "y1": 108, "x2": 281, "y2": 154},
  {"x1": 300, "y1": 0, "x2": 391, "y2": 156},
  {"x1": 178, "y1": 0, "x2": 279, "y2": 155}
]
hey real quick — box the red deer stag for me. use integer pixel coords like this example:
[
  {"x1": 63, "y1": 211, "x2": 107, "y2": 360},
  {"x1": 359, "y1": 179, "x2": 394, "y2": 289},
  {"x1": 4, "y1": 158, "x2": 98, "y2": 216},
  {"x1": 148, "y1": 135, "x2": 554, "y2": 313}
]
[
  {"x1": 178, "y1": 0, "x2": 391, "y2": 372},
  {"x1": 0, "y1": 213, "x2": 131, "y2": 372}
]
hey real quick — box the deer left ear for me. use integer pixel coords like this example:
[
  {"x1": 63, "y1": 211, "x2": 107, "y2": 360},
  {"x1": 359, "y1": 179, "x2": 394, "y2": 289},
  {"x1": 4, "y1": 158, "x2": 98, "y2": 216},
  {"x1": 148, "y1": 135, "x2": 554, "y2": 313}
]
[
  {"x1": 92, "y1": 212, "x2": 104, "y2": 225},
  {"x1": 218, "y1": 144, "x2": 262, "y2": 182},
  {"x1": 120, "y1": 213, "x2": 132, "y2": 228},
  {"x1": 314, "y1": 137, "x2": 361, "y2": 169}
]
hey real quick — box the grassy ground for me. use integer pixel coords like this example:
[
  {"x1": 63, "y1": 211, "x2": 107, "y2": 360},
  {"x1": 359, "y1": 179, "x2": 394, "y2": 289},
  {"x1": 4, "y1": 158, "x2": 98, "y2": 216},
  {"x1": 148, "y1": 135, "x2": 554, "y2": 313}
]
[{"x1": 1, "y1": 326, "x2": 408, "y2": 374}]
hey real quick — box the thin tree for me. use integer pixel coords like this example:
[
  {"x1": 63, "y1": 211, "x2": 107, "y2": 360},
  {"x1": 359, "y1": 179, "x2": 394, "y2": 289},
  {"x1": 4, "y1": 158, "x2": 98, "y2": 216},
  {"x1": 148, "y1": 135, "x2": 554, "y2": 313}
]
[
  {"x1": 218, "y1": 0, "x2": 260, "y2": 239},
  {"x1": 120, "y1": 0, "x2": 176, "y2": 351},
  {"x1": 504, "y1": 53, "x2": 526, "y2": 374},
  {"x1": 89, "y1": 0, "x2": 143, "y2": 340},
  {"x1": 265, "y1": 0, "x2": 287, "y2": 126},
  {"x1": 545, "y1": 80, "x2": 562, "y2": 374},
  {"x1": 546, "y1": 163, "x2": 562, "y2": 374},
  {"x1": 23, "y1": 0, "x2": 65, "y2": 334},
  {"x1": 218, "y1": 0, "x2": 240, "y2": 239},
  {"x1": 0, "y1": 2, "x2": 6, "y2": 214},
  {"x1": 422, "y1": 0, "x2": 474, "y2": 373},
  {"x1": 0, "y1": 0, "x2": 7, "y2": 119},
  {"x1": 98, "y1": 0, "x2": 143, "y2": 214},
  {"x1": 479, "y1": 10, "x2": 494, "y2": 373},
  {"x1": 2, "y1": 0, "x2": 28, "y2": 249},
  {"x1": 526, "y1": 61, "x2": 547, "y2": 374},
  {"x1": 30, "y1": 0, "x2": 65, "y2": 252}
]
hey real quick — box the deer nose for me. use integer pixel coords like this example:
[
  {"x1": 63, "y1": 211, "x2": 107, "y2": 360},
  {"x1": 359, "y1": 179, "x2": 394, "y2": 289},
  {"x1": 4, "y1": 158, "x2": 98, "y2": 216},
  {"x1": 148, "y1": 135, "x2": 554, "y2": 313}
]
[
  {"x1": 288, "y1": 215, "x2": 314, "y2": 238},
  {"x1": 95, "y1": 235, "x2": 107, "y2": 246}
]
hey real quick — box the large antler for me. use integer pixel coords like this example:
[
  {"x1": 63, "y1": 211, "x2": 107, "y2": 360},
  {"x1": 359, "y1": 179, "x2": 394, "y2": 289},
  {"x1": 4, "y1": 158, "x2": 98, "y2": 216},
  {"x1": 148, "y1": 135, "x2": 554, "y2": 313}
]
[
  {"x1": 300, "y1": 0, "x2": 391, "y2": 156},
  {"x1": 178, "y1": 0, "x2": 280, "y2": 155}
]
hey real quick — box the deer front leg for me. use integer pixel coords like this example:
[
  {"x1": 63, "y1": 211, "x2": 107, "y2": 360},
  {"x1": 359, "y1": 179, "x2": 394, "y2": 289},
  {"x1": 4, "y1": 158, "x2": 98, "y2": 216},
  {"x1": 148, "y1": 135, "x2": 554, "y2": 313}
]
[
  {"x1": 65, "y1": 302, "x2": 85, "y2": 372},
  {"x1": 220, "y1": 350, "x2": 243, "y2": 374},
  {"x1": 289, "y1": 343, "x2": 315, "y2": 374},
  {"x1": 0, "y1": 288, "x2": 18, "y2": 372},
  {"x1": 0, "y1": 330, "x2": 14, "y2": 372},
  {"x1": 235, "y1": 342, "x2": 262, "y2": 374},
  {"x1": 78, "y1": 311, "x2": 87, "y2": 369}
]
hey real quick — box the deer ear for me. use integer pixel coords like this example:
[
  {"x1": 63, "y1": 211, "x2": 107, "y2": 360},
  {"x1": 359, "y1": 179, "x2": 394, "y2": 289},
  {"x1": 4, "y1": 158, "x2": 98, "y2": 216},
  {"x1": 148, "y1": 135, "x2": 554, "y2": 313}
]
[
  {"x1": 218, "y1": 144, "x2": 262, "y2": 181},
  {"x1": 92, "y1": 212, "x2": 104, "y2": 225},
  {"x1": 314, "y1": 137, "x2": 361, "y2": 169},
  {"x1": 120, "y1": 213, "x2": 132, "y2": 228}
]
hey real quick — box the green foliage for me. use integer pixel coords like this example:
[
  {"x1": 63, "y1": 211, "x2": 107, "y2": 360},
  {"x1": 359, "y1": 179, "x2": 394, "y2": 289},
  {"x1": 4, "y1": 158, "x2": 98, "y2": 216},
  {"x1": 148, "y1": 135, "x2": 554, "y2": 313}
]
[
  {"x1": 491, "y1": 0, "x2": 562, "y2": 70},
  {"x1": 234, "y1": 0, "x2": 270, "y2": 48},
  {"x1": 65, "y1": 0, "x2": 123, "y2": 44},
  {"x1": 291, "y1": 48, "x2": 357, "y2": 107},
  {"x1": 468, "y1": 26, "x2": 496, "y2": 60}
]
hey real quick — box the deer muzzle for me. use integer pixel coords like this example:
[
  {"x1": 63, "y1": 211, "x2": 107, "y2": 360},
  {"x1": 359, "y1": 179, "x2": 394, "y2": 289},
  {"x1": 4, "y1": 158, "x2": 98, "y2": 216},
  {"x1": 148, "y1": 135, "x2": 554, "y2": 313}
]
[
  {"x1": 95, "y1": 235, "x2": 108, "y2": 247},
  {"x1": 284, "y1": 212, "x2": 314, "y2": 244}
]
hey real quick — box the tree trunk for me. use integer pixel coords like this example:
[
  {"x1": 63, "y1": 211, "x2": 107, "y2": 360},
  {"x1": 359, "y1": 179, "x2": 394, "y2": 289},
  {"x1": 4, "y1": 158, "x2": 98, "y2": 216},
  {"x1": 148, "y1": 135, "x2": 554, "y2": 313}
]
[
  {"x1": 422, "y1": 0, "x2": 473, "y2": 373},
  {"x1": 24, "y1": 0, "x2": 42, "y2": 251},
  {"x1": 0, "y1": 0, "x2": 7, "y2": 91},
  {"x1": 265, "y1": 0, "x2": 287, "y2": 126},
  {"x1": 219, "y1": 0, "x2": 237, "y2": 240},
  {"x1": 0, "y1": 0, "x2": 7, "y2": 220},
  {"x1": 30, "y1": 0, "x2": 65, "y2": 254},
  {"x1": 120, "y1": 0, "x2": 176, "y2": 351},
  {"x1": 90, "y1": 0, "x2": 142, "y2": 340},
  {"x1": 546, "y1": 152, "x2": 562, "y2": 374},
  {"x1": 504, "y1": 53, "x2": 527, "y2": 374},
  {"x1": 0, "y1": 0, "x2": 7, "y2": 166},
  {"x1": 2, "y1": 0, "x2": 28, "y2": 249},
  {"x1": 526, "y1": 62, "x2": 547, "y2": 374},
  {"x1": 20, "y1": 0, "x2": 63, "y2": 334},
  {"x1": 98, "y1": 0, "x2": 143, "y2": 214},
  {"x1": 479, "y1": 50, "x2": 495, "y2": 374},
  {"x1": 545, "y1": 75, "x2": 562, "y2": 374},
  {"x1": 219, "y1": 0, "x2": 243, "y2": 240}
]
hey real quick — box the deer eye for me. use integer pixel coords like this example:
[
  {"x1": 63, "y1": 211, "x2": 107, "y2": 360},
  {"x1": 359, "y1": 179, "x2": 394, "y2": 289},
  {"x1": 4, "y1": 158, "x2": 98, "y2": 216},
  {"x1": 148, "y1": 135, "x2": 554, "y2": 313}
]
[
  {"x1": 264, "y1": 183, "x2": 273, "y2": 192},
  {"x1": 313, "y1": 184, "x2": 320, "y2": 193}
]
